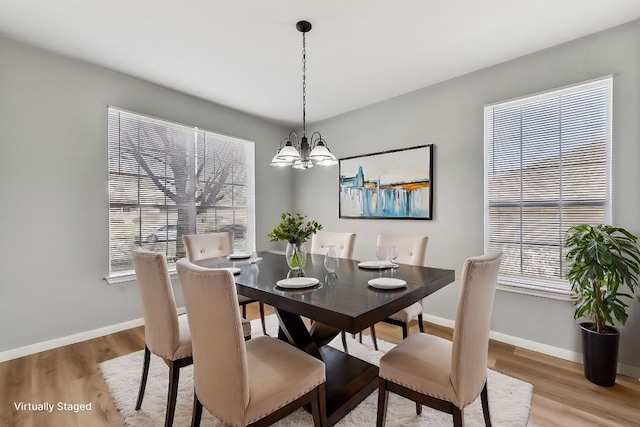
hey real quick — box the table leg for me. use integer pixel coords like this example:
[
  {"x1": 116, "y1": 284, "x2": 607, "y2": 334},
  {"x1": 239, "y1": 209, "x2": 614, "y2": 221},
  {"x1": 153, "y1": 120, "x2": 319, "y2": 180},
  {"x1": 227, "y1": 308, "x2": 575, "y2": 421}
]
[
  {"x1": 275, "y1": 309, "x2": 322, "y2": 358},
  {"x1": 309, "y1": 321, "x2": 343, "y2": 348}
]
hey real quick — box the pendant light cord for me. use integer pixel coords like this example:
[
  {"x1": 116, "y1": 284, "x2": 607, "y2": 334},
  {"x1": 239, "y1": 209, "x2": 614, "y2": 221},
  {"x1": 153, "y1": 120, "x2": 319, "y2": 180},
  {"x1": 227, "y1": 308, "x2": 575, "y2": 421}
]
[{"x1": 302, "y1": 31, "x2": 307, "y2": 137}]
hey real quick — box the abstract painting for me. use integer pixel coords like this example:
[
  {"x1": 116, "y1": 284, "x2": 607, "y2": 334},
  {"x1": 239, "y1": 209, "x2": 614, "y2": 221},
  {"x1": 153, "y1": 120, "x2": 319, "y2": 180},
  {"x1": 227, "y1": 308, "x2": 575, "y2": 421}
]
[{"x1": 339, "y1": 145, "x2": 433, "y2": 219}]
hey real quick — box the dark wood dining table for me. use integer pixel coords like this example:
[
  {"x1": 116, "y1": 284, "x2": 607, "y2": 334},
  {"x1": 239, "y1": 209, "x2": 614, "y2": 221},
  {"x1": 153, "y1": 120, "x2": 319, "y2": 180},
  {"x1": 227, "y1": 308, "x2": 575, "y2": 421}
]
[{"x1": 194, "y1": 251, "x2": 455, "y2": 426}]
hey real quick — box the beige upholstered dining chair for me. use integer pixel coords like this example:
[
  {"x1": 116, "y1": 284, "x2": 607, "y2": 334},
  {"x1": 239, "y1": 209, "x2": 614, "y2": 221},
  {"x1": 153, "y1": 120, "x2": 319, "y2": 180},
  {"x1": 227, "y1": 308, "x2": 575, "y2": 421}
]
[
  {"x1": 364, "y1": 233, "x2": 428, "y2": 350},
  {"x1": 182, "y1": 232, "x2": 267, "y2": 336},
  {"x1": 310, "y1": 231, "x2": 356, "y2": 259},
  {"x1": 183, "y1": 231, "x2": 234, "y2": 261},
  {"x1": 133, "y1": 248, "x2": 251, "y2": 427},
  {"x1": 132, "y1": 248, "x2": 193, "y2": 427},
  {"x1": 376, "y1": 252, "x2": 503, "y2": 427},
  {"x1": 176, "y1": 259, "x2": 327, "y2": 427}
]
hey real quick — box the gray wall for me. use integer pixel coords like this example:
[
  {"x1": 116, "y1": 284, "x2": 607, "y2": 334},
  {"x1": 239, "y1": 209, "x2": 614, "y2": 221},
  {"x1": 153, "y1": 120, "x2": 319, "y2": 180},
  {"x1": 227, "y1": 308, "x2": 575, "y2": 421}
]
[
  {"x1": 293, "y1": 20, "x2": 640, "y2": 372},
  {"x1": 0, "y1": 36, "x2": 292, "y2": 352},
  {"x1": 2, "y1": 20, "x2": 639, "y2": 374}
]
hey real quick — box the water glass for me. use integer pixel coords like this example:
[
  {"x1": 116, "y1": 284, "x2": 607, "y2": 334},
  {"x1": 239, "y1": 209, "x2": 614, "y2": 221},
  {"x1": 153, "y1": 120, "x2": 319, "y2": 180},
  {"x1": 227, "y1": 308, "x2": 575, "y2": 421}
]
[
  {"x1": 324, "y1": 245, "x2": 339, "y2": 273},
  {"x1": 376, "y1": 245, "x2": 390, "y2": 277},
  {"x1": 376, "y1": 245, "x2": 390, "y2": 263},
  {"x1": 389, "y1": 246, "x2": 398, "y2": 275}
]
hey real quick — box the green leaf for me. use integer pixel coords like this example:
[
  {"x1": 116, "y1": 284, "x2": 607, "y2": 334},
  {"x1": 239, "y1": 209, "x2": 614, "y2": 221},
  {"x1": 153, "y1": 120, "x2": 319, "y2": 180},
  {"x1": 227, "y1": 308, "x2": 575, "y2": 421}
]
[
  {"x1": 565, "y1": 224, "x2": 640, "y2": 328},
  {"x1": 268, "y1": 212, "x2": 322, "y2": 245}
]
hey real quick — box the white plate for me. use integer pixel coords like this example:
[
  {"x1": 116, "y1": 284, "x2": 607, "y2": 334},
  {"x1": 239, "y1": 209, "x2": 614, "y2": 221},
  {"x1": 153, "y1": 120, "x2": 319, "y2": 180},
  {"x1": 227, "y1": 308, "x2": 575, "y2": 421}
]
[
  {"x1": 368, "y1": 278, "x2": 407, "y2": 289},
  {"x1": 358, "y1": 260, "x2": 396, "y2": 269},
  {"x1": 227, "y1": 253, "x2": 252, "y2": 259},
  {"x1": 276, "y1": 277, "x2": 320, "y2": 289},
  {"x1": 223, "y1": 267, "x2": 241, "y2": 275}
]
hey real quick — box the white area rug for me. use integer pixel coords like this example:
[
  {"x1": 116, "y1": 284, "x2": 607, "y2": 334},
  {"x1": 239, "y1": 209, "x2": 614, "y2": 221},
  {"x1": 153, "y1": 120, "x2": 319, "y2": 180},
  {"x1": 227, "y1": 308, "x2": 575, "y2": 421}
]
[{"x1": 100, "y1": 315, "x2": 532, "y2": 426}]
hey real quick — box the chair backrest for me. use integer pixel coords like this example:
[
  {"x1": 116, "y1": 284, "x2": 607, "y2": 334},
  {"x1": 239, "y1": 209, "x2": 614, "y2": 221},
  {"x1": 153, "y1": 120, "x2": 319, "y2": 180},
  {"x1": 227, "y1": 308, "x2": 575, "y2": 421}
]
[
  {"x1": 176, "y1": 259, "x2": 249, "y2": 426},
  {"x1": 183, "y1": 232, "x2": 233, "y2": 262},
  {"x1": 310, "y1": 231, "x2": 356, "y2": 259},
  {"x1": 450, "y1": 251, "x2": 503, "y2": 407},
  {"x1": 132, "y1": 248, "x2": 180, "y2": 360},
  {"x1": 376, "y1": 233, "x2": 428, "y2": 266}
]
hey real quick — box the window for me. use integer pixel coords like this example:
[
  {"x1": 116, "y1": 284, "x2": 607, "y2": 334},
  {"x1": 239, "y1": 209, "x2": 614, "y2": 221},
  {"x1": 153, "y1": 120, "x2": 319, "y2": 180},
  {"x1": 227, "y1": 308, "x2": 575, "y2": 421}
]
[
  {"x1": 108, "y1": 107, "x2": 255, "y2": 278},
  {"x1": 484, "y1": 77, "x2": 612, "y2": 297}
]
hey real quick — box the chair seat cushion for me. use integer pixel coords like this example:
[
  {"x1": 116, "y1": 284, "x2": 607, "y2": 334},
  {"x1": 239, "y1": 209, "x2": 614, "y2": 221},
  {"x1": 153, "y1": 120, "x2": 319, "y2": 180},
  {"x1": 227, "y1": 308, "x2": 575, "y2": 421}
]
[
  {"x1": 379, "y1": 333, "x2": 460, "y2": 406},
  {"x1": 389, "y1": 302, "x2": 422, "y2": 323},
  {"x1": 172, "y1": 314, "x2": 193, "y2": 360},
  {"x1": 244, "y1": 337, "x2": 325, "y2": 424}
]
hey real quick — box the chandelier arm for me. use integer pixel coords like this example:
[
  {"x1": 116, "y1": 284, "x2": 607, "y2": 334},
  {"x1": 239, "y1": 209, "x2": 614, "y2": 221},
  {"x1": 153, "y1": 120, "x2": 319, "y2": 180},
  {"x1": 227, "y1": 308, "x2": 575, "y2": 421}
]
[
  {"x1": 310, "y1": 131, "x2": 325, "y2": 148},
  {"x1": 281, "y1": 132, "x2": 300, "y2": 149}
]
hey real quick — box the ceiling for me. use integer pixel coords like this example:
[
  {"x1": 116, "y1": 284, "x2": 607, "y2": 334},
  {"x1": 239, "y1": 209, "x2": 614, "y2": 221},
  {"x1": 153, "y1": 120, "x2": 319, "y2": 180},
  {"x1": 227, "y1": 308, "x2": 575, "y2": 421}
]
[{"x1": 2, "y1": 1, "x2": 640, "y2": 127}]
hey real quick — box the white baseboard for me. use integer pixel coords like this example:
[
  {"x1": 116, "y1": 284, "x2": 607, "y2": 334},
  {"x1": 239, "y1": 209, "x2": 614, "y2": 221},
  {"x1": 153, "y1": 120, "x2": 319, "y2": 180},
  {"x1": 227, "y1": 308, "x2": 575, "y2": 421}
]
[
  {"x1": 422, "y1": 313, "x2": 640, "y2": 380},
  {"x1": 3, "y1": 309, "x2": 639, "y2": 381},
  {"x1": 0, "y1": 307, "x2": 187, "y2": 363}
]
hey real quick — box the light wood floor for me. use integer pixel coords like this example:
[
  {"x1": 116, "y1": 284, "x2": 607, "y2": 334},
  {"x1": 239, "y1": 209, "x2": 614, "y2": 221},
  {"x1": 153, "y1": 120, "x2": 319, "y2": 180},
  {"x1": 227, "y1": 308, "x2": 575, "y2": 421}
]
[{"x1": 1, "y1": 305, "x2": 639, "y2": 427}]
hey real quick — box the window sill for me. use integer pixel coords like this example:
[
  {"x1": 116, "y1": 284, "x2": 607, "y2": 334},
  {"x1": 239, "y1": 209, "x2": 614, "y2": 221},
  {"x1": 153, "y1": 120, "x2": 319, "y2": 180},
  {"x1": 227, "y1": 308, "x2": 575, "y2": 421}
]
[
  {"x1": 497, "y1": 279, "x2": 573, "y2": 301},
  {"x1": 104, "y1": 268, "x2": 177, "y2": 285}
]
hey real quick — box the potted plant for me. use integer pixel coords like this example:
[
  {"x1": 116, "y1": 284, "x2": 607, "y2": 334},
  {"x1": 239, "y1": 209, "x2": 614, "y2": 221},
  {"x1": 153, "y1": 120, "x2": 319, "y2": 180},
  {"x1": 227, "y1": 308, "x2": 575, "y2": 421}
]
[
  {"x1": 268, "y1": 213, "x2": 322, "y2": 270},
  {"x1": 565, "y1": 224, "x2": 640, "y2": 386}
]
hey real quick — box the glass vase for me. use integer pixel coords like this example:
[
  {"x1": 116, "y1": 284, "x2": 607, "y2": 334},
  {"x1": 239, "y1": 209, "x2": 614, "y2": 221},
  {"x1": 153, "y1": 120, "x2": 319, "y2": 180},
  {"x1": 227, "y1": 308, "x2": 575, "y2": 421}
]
[{"x1": 286, "y1": 242, "x2": 307, "y2": 270}]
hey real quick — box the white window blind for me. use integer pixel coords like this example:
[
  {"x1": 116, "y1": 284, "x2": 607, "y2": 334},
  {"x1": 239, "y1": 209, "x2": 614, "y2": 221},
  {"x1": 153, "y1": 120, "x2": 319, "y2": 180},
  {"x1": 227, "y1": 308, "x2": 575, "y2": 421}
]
[
  {"x1": 484, "y1": 77, "x2": 612, "y2": 295},
  {"x1": 108, "y1": 107, "x2": 255, "y2": 276}
]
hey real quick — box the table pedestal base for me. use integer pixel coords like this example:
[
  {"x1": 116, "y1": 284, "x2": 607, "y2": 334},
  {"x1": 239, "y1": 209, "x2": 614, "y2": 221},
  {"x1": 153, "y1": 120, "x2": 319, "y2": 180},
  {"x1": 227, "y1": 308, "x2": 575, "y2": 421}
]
[
  {"x1": 320, "y1": 346, "x2": 379, "y2": 426},
  {"x1": 275, "y1": 309, "x2": 379, "y2": 426}
]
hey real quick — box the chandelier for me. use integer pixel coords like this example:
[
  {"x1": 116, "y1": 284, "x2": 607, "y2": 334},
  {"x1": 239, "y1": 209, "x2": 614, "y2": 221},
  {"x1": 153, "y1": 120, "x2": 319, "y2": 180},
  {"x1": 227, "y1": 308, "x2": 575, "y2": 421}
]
[{"x1": 270, "y1": 21, "x2": 338, "y2": 169}]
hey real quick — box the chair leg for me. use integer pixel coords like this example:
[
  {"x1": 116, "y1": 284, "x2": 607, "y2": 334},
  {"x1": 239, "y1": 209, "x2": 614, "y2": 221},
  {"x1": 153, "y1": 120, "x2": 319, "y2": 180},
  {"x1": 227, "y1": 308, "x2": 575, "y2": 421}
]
[
  {"x1": 401, "y1": 323, "x2": 408, "y2": 339},
  {"x1": 376, "y1": 378, "x2": 389, "y2": 427},
  {"x1": 481, "y1": 381, "x2": 492, "y2": 426},
  {"x1": 242, "y1": 303, "x2": 247, "y2": 318},
  {"x1": 418, "y1": 313, "x2": 425, "y2": 333},
  {"x1": 191, "y1": 391, "x2": 203, "y2": 427},
  {"x1": 416, "y1": 401, "x2": 422, "y2": 415},
  {"x1": 135, "y1": 346, "x2": 151, "y2": 410},
  {"x1": 311, "y1": 387, "x2": 321, "y2": 427},
  {"x1": 370, "y1": 326, "x2": 379, "y2": 351},
  {"x1": 452, "y1": 406, "x2": 464, "y2": 427},
  {"x1": 311, "y1": 383, "x2": 327, "y2": 427},
  {"x1": 341, "y1": 331, "x2": 349, "y2": 354},
  {"x1": 165, "y1": 361, "x2": 180, "y2": 427},
  {"x1": 259, "y1": 302, "x2": 267, "y2": 335}
]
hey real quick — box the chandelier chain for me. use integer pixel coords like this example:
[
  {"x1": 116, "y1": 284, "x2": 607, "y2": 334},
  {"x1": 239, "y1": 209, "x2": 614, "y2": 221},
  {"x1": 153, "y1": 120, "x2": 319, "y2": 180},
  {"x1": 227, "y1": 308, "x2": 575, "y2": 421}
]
[{"x1": 302, "y1": 31, "x2": 306, "y2": 135}]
